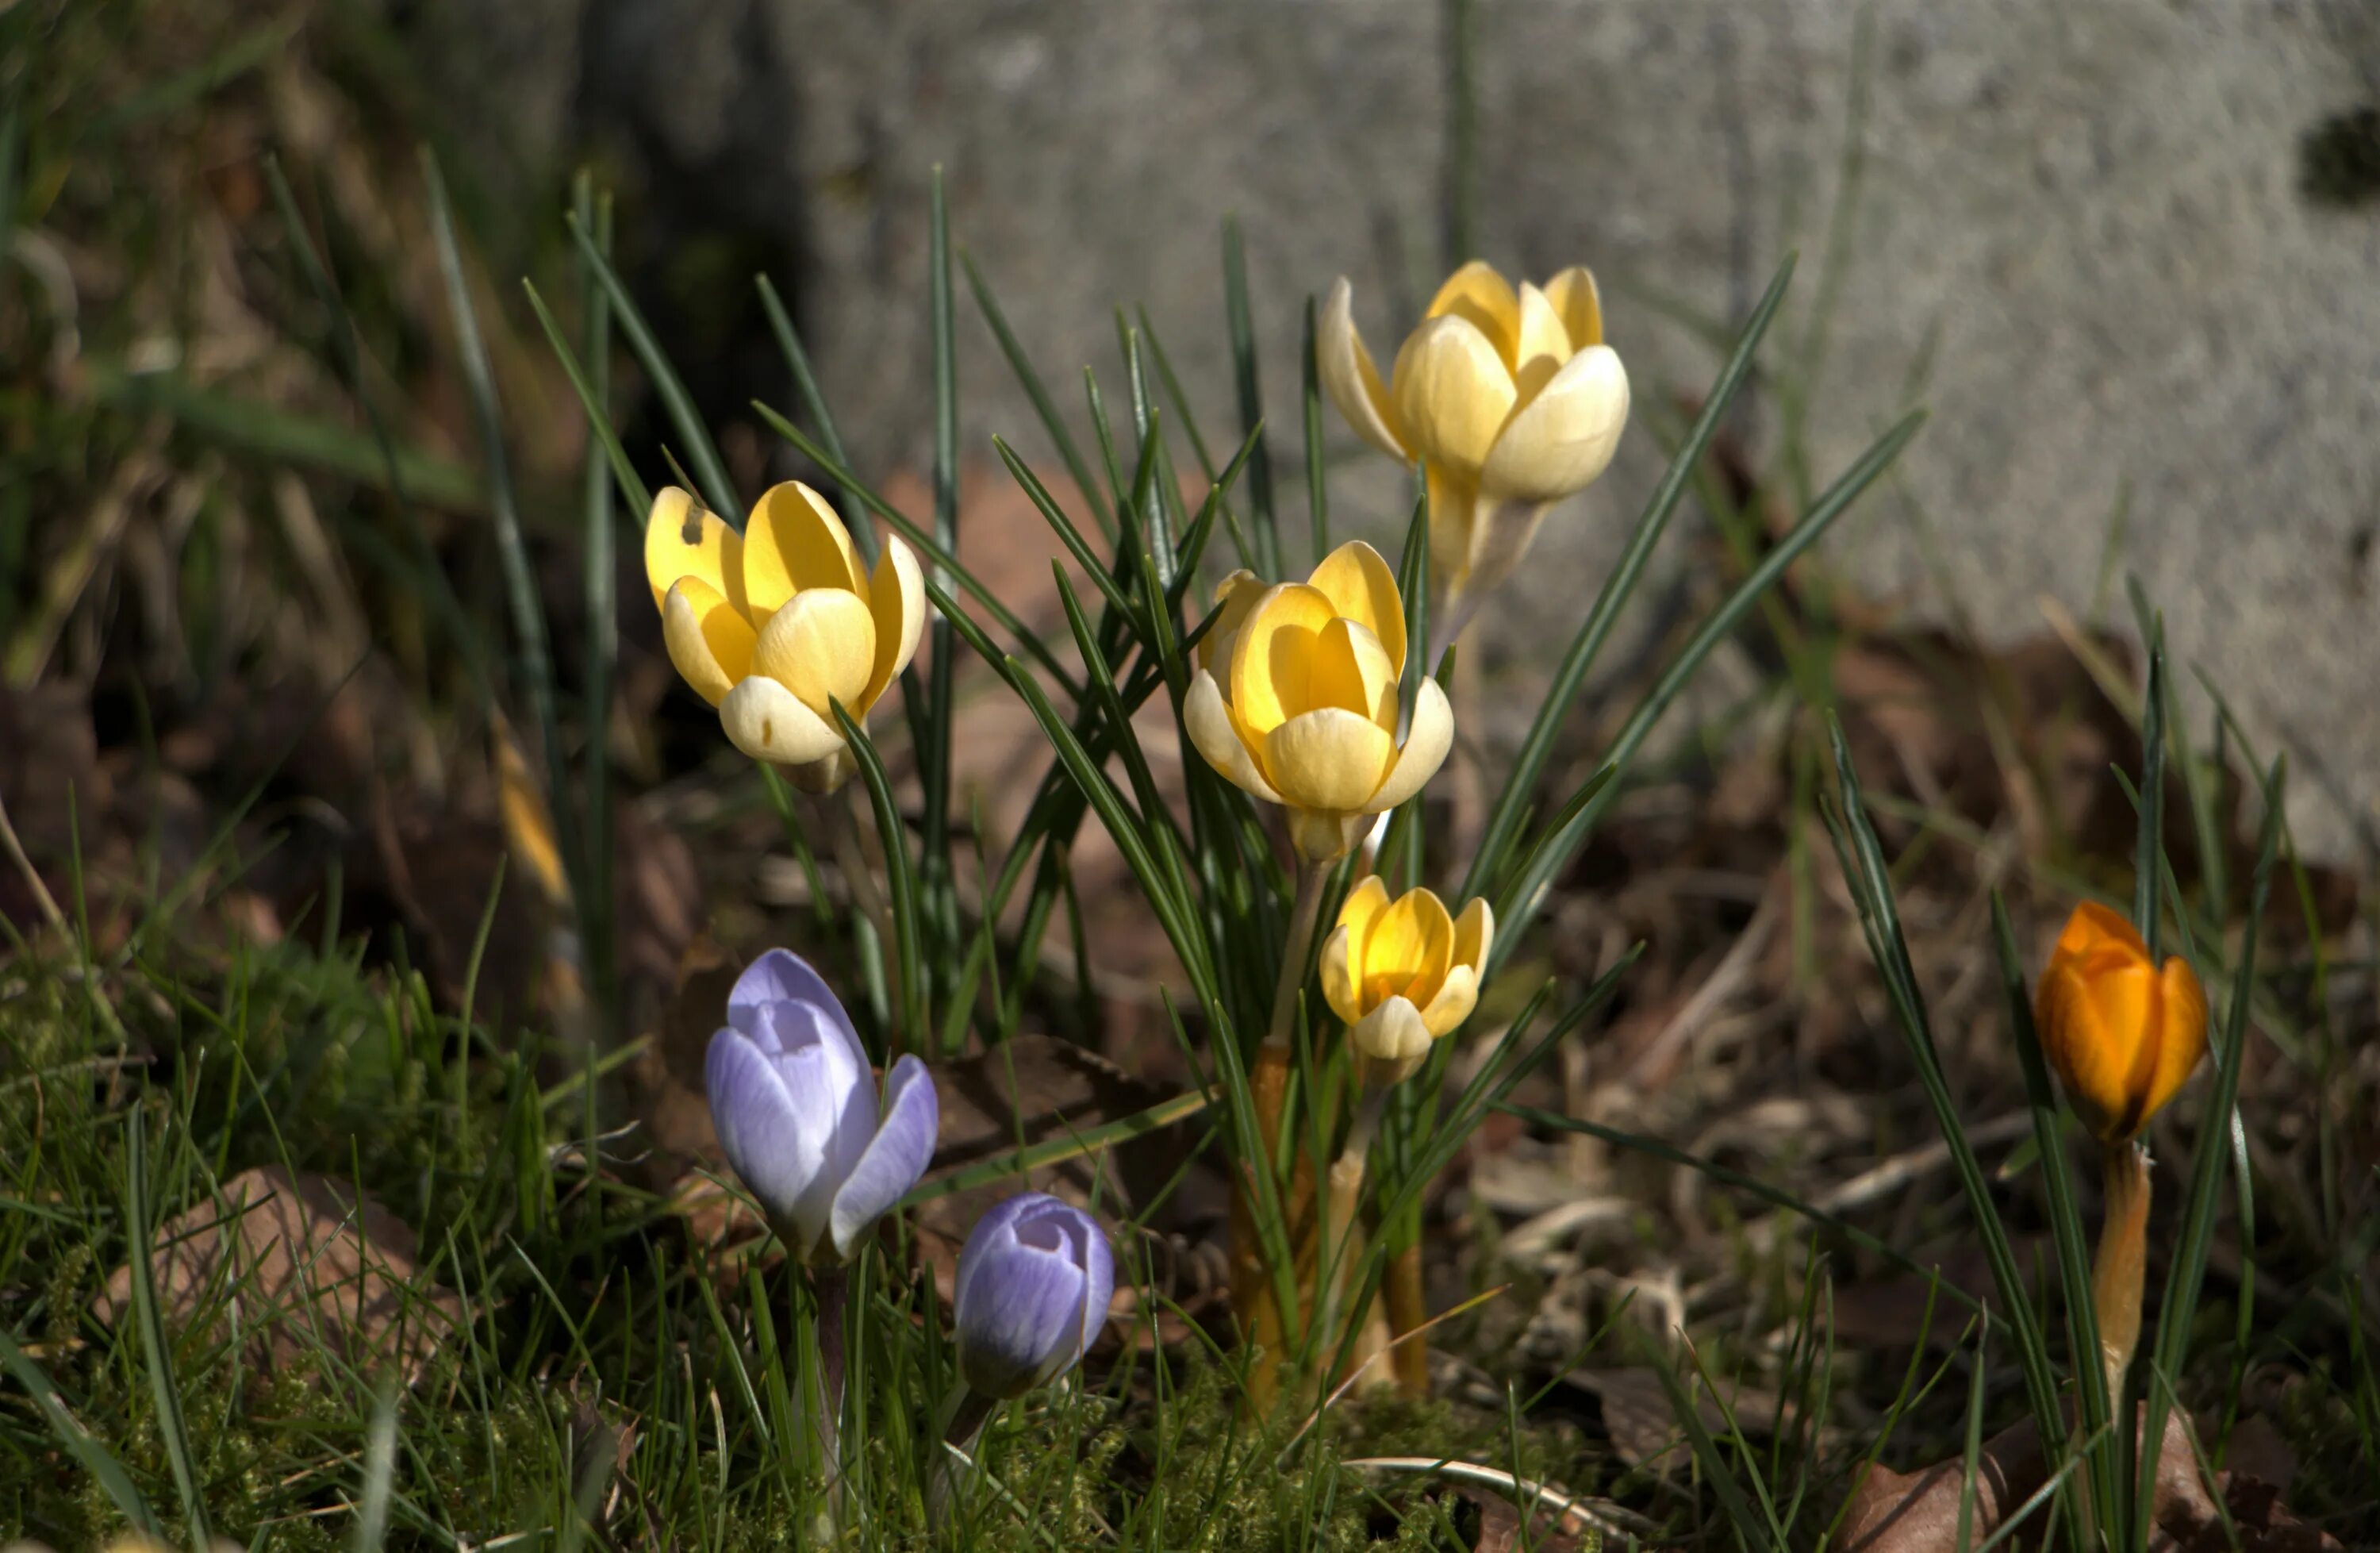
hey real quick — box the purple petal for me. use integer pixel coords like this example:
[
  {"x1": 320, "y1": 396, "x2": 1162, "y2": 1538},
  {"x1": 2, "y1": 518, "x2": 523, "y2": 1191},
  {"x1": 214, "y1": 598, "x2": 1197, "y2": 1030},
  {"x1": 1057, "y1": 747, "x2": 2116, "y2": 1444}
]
[
  {"x1": 727, "y1": 948, "x2": 860, "y2": 1048},
  {"x1": 827, "y1": 1055, "x2": 939, "y2": 1260},
  {"x1": 760, "y1": 1001, "x2": 873, "y2": 1257},
  {"x1": 952, "y1": 1194, "x2": 1110, "y2": 1397},
  {"x1": 705, "y1": 1028, "x2": 825, "y2": 1225}
]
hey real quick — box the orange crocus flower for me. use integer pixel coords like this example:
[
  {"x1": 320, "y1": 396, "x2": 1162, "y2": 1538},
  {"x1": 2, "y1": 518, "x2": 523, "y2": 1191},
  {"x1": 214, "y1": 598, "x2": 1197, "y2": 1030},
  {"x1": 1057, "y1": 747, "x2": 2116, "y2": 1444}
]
[{"x1": 2033, "y1": 901, "x2": 2209, "y2": 1141}]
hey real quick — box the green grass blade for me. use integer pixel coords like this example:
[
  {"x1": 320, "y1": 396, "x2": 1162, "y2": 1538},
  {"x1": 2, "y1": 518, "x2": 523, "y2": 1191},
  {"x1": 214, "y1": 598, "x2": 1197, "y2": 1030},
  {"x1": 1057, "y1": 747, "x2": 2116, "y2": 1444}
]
[
  {"x1": 1221, "y1": 215, "x2": 1280, "y2": 578},
  {"x1": 566, "y1": 210, "x2": 739, "y2": 524},
  {"x1": 1634, "y1": 1328, "x2": 1776, "y2": 1553},
  {"x1": 828, "y1": 702, "x2": 927, "y2": 1055},
  {"x1": 521, "y1": 277, "x2": 651, "y2": 516},
  {"x1": 123, "y1": 1117, "x2": 210, "y2": 1542},
  {"x1": 1491, "y1": 409, "x2": 1924, "y2": 950},
  {"x1": 0, "y1": 1324, "x2": 158, "y2": 1531},
  {"x1": 903, "y1": 1089, "x2": 1216, "y2": 1205},
  {"x1": 1464, "y1": 253, "x2": 1799, "y2": 903},
  {"x1": 962, "y1": 250, "x2": 1115, "y2": 537},
  {"x1": 574, "y1": 174, "x2": 619, "y2": 1033},
  {"x1": 1301, "y1": 293, "x2": 1330, "y2": 566},
  {"x1": 994, "y1": 436, "x2": 1138, "y2": 624},
  {"x1": 2132, "y1": 622, "x2": 2168, "y2": 955},
  {"x1": 922, "y1": 167, "x2": 962, "y2": 986}
]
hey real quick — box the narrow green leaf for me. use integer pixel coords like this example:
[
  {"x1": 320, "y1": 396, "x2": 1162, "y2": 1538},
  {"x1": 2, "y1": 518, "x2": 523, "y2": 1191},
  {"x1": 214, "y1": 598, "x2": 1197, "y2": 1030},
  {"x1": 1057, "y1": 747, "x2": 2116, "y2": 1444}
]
[
  {"x1": 125, "y1": 1118, "x2": 210, "y2": 1541},
  {"x1": 0, "y1": 1324, "x2": 157, "y2": 1530},
  {"x1": 521, "y1": 278, "x2": 651, "y2": 516},
  {"x1": 1221, "y1": 216, "x2": 1280, "y2": 576},
  {"x1": 828, "y1": 702, "x2": 927, "y2": 1055},
  {"x1": 754, "y1": 272, "x2": 873, "y2": 560},
  {"x1": 1301, "y1": 293, "x2": 1330, "y2": 565},
  {"x1": 2132, "y1": 624, "x2": 2168, "y2": 955},
  {"x1": 963, "y1": 250, "x2": 1115, "y2": 536},
  {"x1": 903, "y1": 1088, "x2": 1216, "y2": 1205},
  {"x1": 574, "y1": 174, "x2": 619, "y2": 1034}
]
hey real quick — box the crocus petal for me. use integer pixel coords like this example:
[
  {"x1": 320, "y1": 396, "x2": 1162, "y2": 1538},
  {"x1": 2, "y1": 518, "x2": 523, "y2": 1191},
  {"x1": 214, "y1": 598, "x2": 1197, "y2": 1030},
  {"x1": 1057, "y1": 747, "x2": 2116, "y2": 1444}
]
[
  {"x1": 1264, "y1": 708, "x2": 1395, "y2": 813},
  {"x1": 2137, "y1": 956, "x2": 2209, "y2": 1129},
  {"x1": 751, "y1": 587, "x2": 877, "y2": 721},
  {"x1": 1365, "y1": 887, "x2": 1454, "y2": 1009},
  {"x1": 1348, "y1": 994, "x2": 1432, "y2": 1067},
  {"x1": 1306, "y1": 617, "x2": 1400, "y2": 730},
  {"x1": 1362, "y1": 676, "x2": 1452, "y2": 814},
  {"x1": 1305, "y1": 540, "x2": 1407, "y2": 679},
  {"x1": 760, "y1": 1000, "x2": 874, "y2": 1257},
  {"x1": 1452, "y1": 896, "x2": 1495, "y2": 976},
  {"x1": 644, "y1": 486, "x2": 747, "y2": 617},
  {"x1": 1319, "y1": 924, "x2": 1361, "y2": 1026},
  {"x1": 1184, "y1": 669, "x2": 1281, "y2": 802},
  {"x1": 1391, "y1": 317, "x2": 1518, "y2": 479},
  {"x1": 720, "y1": 675, "x2": 847, "y2": 767},
  {"x1": 1480, "y1": 344, "x2": 1629, "y2": 505},
  {"x1": 862, "y1": 532, "x2": 927, "y2": 709},
  {"x1": 1423, "y1": 260, "x2": 1520, "y2": 367},
  {"x1": 742, "y1": 481, "x2": 866, "y2": 627},
  {"x1": 1197, "y1": 569, "x2": 1266, "y2": 675},
  {"x1": 1511, "y1": 282, "x2": 1576, "y2": 401},
  {"x1": 1229, "y1": 583, "x2": 1338, "y2": 736},
  {"x1": 1319, "y1": 279, "x2": 1409, "y2": 459},
  {"x1": 706, "y1": 1027, "x2": 824, "y2": 1228},
  {"x1": 728, "y1": 948, "x2": 859, "y2": 1045},
  {"x1": 1417, "y1": 962, "x2": 1480, "y2": 1038},
  {"x1": 1331, "y1": 875, "x2": 1392, "y2": 1008},
  {"x1": 827, "y1": 1055, "x2": 939, "y2": 1259},
  {"x1": 1541, "y1": 265, "x2": 1605, "y2": 349},
  {"x1": 953, "y1": 1195, "x2": 1109, "y2": 1398},
  {"x1": 662, "y1": 577, "x2": 758, "y2": 707}
]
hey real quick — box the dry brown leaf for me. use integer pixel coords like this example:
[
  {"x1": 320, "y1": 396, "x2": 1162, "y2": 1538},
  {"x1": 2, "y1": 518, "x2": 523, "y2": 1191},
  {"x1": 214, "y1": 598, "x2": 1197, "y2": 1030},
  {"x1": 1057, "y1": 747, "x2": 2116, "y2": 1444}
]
[{"x1": 94, "y1": 1166, "x2": 461, "y2": 1385}]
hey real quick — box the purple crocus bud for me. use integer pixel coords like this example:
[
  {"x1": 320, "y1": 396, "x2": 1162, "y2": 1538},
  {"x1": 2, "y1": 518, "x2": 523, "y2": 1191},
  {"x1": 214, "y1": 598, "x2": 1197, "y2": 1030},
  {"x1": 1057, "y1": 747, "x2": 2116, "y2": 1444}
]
[
  {"x1": 704, "y1": 948, "x2": 939, "y2": 1263},
  {"x1": 951, "y1": 1194, "x2": 1114, "y2": 1399}
]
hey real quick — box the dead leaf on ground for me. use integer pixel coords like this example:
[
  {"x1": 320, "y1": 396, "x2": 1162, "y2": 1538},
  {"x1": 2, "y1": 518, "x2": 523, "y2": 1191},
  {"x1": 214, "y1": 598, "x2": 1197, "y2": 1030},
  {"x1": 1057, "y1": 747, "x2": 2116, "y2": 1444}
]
[{"x1": 94, "y1": 1166, "x2": 462, "y2": 1385}]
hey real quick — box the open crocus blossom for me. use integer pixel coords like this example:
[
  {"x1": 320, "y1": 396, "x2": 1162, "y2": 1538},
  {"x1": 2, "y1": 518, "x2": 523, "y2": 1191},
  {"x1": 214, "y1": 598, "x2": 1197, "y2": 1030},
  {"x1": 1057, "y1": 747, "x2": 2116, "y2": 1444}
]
[
  {"x1": 705, "y1": 948, "x2": 939, "y2": 1263},
  {"x1": 1184, "y1": 540, "x2": 1452, "y2": 862},
  {"x1": 1320, "y1": 876, "x2": 1494, "y2": 1082},
  {"x1": 2034, "y1": 901, "x2": 2209, "y2": 1142},
  {"x1": 1320, "y1": 260, "x2": 1630, "y2": 633},
  {"x1": 645, "y1": 482, "x2": 926, "y2": 793},
  {"x1": 952, "y1": 1193, "x2": 1114, "y2": 1399}
]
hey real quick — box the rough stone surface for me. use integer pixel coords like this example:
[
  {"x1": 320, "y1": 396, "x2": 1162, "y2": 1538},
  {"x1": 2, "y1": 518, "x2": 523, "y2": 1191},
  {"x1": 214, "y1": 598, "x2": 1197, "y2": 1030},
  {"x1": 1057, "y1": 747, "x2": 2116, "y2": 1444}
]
[{"x1": 415, "y1": 0, "x2": 2380, "y2": 854}]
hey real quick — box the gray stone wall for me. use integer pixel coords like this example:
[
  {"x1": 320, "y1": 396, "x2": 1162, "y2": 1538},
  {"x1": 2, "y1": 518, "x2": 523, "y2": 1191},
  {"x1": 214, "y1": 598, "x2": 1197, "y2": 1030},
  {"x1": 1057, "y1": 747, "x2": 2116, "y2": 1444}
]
[{"x1": 428, "y1": 0, "x2": 2380, "y2": 855}]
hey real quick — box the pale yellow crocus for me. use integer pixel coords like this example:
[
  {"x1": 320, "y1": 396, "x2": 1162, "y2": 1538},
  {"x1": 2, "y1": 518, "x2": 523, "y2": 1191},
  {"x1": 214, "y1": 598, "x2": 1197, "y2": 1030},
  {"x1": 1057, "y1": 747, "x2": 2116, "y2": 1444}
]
[
  {"x1": 644, "y1": 482, "x2": 926, "y2": 792},
  {"x1": 1320, "y1": 259, "x2": 1630, "y2": 648},
  {"x1": 1184, "y1": 541, "x2": 1452, "y2": 862},
  {"x1": 1319, "y1": 877, "x2": 1494, "y2": 1082}
]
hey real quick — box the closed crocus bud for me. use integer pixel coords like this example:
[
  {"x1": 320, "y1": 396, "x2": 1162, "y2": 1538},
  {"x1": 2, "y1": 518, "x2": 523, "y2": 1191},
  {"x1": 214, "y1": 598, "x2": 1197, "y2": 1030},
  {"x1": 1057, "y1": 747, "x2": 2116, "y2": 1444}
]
[
  {"x1": 1183, "y1": 541, "x2": 1453, "y2": 862},
  {"x1": 1319, "y1": 876, "x2": 1494, "y2": 1082},
  {"x1": 952, "y1": 1194, "x2": 1114, "y2": 1399},
  {"x1": 646, "y1": 482, "x2": 928, "y2": 793},
  {"x1": 1321, "y1": 261, "x2": 1629, "y2": 611},
  {"x1": 705, "y1": 949, "x2": 939, "y2": 1263},
  {"x1": 2034, "y1": 902, "x2": 2209, "y2": 1142}
]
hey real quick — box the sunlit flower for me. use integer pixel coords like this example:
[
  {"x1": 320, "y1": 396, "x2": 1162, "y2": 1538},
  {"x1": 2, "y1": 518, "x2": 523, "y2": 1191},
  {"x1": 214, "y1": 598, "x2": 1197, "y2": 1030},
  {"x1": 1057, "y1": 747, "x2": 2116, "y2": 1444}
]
[
  {"x1": 645, "y1": 482, "x2": 926, "y2": 792},
  {"x1": 706, "y1": 948, "x2": 939, "y2": 1262},
  {"x1": 1320, "y1": 260, "x2": 1629, "y2": 626},
  {"x1": 1184, "y1": 541, "x2": 1451, "y2": 862},
  {"x1": 1319, "y1": 876, "x2": 1494, "y2": 1082},
  {"x1": 952, "y1": 1193, "x2": 1114, "y2": 1398},
  {"x1": 2034, "y1": 901, "x2": 2209, "y2": 1142}
]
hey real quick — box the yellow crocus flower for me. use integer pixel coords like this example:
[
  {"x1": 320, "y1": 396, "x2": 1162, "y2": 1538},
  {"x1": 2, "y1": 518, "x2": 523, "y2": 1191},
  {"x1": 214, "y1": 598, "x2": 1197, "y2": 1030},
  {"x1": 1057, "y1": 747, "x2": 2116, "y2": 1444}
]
[
  {"x1": 1184, "y1": 541, "x2": 1451, "y2": 862},
  {"x1": 1319, "y1": 877, "x2": 1494, "y2": 1082},
  {"x1": 1320, "y1": 260, "x2": 1630, "y2": 640},
  {"x1": 2034, "y1": 901, "x2": 2209, "y2": 1141},
  {"x1": 644, "y1": 482, "x2": 926, "y2": 793}
]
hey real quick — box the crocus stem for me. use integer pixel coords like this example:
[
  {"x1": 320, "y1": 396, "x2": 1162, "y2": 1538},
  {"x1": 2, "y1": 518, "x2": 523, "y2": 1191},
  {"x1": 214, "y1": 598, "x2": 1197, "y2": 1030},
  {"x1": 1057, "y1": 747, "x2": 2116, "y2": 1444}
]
[
  {"x1": 925, "y1": 1386, "x2": 999, "y2": 1520},
  {"x1": 2091, "y1": 1140, "x2": 2152, "y2": 1411},
  {"x1": 1234, "y1": 855, "x2": 1330, "y2": 1415},
  {"x1": 1317, "y1": 1076, "x2": 1391, "y2": 1378},
  {"x1": 811, "y1": 1262, "x2": 851, "y2": 1516},
  {"x1": 1384, "y1": 1233, "x2": 1430, "y2": 1397}
]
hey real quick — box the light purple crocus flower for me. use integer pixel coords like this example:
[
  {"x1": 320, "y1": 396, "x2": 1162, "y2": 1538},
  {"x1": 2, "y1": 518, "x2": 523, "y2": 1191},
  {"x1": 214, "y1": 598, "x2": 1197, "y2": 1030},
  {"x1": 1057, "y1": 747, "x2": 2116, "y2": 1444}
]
[
  {"x1": 705, "y1": 948, "x2": 938, "y2": 1263},
  {"x1": 951, "y1": 1193, "x2": 1114, "y2": 1398}
]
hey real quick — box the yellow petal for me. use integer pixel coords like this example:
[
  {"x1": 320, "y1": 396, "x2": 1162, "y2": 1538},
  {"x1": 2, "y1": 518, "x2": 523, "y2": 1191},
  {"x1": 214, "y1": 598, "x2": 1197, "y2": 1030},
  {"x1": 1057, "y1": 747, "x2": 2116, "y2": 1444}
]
[
  {"x1": 644, "y1": 486, "x2": 747, "y2": 617},
  {"x1": 1229, "y1": 583, "x2": 1338, "y2": 736},
  {"x1": 1540, "y1": 266, "x2": 1605, "y2": 349},
  {"x1": 1319, "y1": 278, "x2": 1409, "y2": 459},
  {"x1": 1423, "y1": 260, "x2": 1520, "y2": 367},
  {"x1": 751, "y1": 588, "x2": 877, "y2": 721},
  {"x1": 1349, "y1": 995, "x2": 1432, "y2": 1067},
  {"x1": 1511, "y1": 282, "x2": 1576, "y2": 402},
  {"x1": 719, "y1": 674, "x2": 846, "y2": 767},
  {"x1": 1262, "y1": 708, "x2": 1395, "y2": 813},
  {"x1": 1319, "y1": 924, "x2": 1361, "y2": 1025},
  {"x1": 1184, "y1": 668, "x2": 1280, "y2": 802},
  {"x1": 662, "y1": 576, "x2": 758, "y2": 706},
  {"x1": 862, "y1": 532, "x2": 927, "y2": 709},
  {"x1": 1305, "y1": 540, "x2": 1407, "y2": 680},
  {"x1": 1481, "y1": 344, "x2": 1630, "y2": 505},
  {"x1": 1391, "y1": 317, "x2": 1517, "y2": 480},
  {"x1": 1363, "y1": 676, "x2": 1453, "y2": 814},
  {"x1": 1452, "y1": 895, "x2": 1495, "y2": 976},
  {"x1": 1199, "y1": 569, "x2": 1266, "y2": 675},
  {"x1": 1306, "y1": 617, "x2": 1400, "y2": 729},
  {"x1": 1417, "y1": 962, "x2": 1479, "y2": 1037},
  {"x1": 743, "y1": 481, "x2": 867, "y2": 628},
  {"x1": 1365, "y1": 887, "x2": 1454, "y2": 1010},
  {"x1": 1426, "y1": 463, "x2": 1482, "y2": 594},
  {"x1": 1334, "y1": 875, "x2": 1392, "y2": 980}
]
